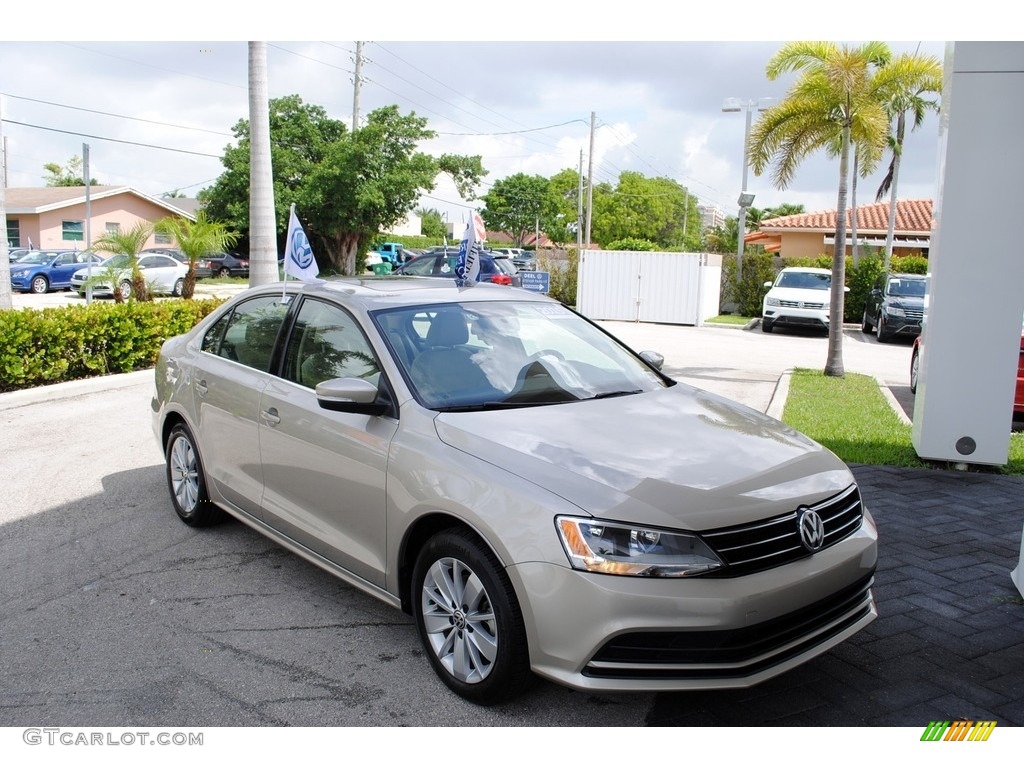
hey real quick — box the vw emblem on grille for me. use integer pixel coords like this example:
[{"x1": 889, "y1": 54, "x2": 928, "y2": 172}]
[
  {"x1": 798, "y1": 508, "x2": 825, "y2": 552},
  {"x1": 797, "y1": 301, "x2": 805, "y2": 308}
]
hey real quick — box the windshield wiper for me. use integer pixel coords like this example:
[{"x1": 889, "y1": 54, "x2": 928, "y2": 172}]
[{"x1": 588, "y1": 389, "x2": 643, "y2": 400}]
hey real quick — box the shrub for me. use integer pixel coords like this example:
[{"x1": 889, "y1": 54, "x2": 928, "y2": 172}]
[
  {"x1": 0, "y1": 299, "x2": 224, "y2": 392},
  {"x1": 722, "y1": 252, "x2": 776, "y2": 317},
  {"x1": 603, "y1": 238, "x2": 658, "y2": 252},
  {"x1": 537, "y1": 249, "x2": 578, "y2": 307}
]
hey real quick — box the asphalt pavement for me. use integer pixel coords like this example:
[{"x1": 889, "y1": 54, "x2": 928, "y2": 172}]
[{"x1": 1, "y1": 294, "x2": 1022, "y2": 729}]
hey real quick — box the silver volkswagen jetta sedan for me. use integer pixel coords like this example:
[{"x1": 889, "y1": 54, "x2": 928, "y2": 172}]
[{"x1": 152, "y1": 277, "x2": 877, "y2": 704}]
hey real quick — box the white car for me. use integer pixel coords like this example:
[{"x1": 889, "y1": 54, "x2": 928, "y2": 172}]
[
  {"x1": 762, "y1": 266, "x2": 845, "y2": 334},
  {"x1": 71, "y1": 253, "x2": 189, "y2": 299}
]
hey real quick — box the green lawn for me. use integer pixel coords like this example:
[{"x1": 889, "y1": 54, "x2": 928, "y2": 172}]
[
  {"x1": 706, "y1": 314, "x2": 753, "y2": 325},
  {"x1": 782, "y1": 368, "x2": 1024, "y2": 475}
]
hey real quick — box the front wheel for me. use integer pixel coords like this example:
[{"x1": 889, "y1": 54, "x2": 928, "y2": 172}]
[
  {"x1": 876, "y1": 316, "x2": 892, "y2": 343},
  {"x1": 910, "y1": 346, "x2": 920, "y2": 394},
  {"x1": 118, "y1": 281, "x2": 133, "y2": 300},
  {"x1": 412, "y1": 530, "x2": 532, "y2": 705},
  {"x1": 165, "y1": 423, "x2": 224, "y2": 527},
  {"x1": 761, "y1": 318, "x2": 774, "y2": 333},
  {"x1": 30, "y1": 275, "x2": 49, "y2": 294},
  {"x1": 172, "y1": 278, "x2": 184, "y2": 297},
  {"x1": 219, "y1": 267, "x2": 231, "y2": 278}
]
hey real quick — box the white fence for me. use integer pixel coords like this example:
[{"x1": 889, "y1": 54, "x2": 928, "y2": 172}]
[{"x1": 576, "y1": 250, "x2": 721, "y2": 325}]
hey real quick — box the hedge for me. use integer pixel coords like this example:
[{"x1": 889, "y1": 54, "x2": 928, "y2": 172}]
[{"x1": 0, "y1": 299, "x2": 224, "y2": 393}]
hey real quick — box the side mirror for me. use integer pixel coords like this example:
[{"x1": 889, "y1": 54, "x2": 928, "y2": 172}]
[
  {"x1": 316, "y1": 377, "x2": 388, "y2": 416},
  {"x1": 639, "y1": 350, "x2": 664, "y2": 371},
  {"x1": 843, "y1": 285, "x2": 850, "y2": 292},
  {"x1": 763, "y1": 281, "x2": 773, "y2": 289}
]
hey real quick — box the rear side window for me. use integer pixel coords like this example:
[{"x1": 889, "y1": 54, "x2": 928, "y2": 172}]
[{"x1": 201, "y1": 296, "x2": 290, "y2": 372}]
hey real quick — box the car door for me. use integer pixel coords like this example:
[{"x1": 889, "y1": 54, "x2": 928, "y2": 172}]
[
  {"x1": 191, "y1": 294, "x2": 291, "y2": 514},
  {"x1": 257, "y1": 296, "x2": 398, "y2": 587},
  {"x1": 138, "y1": 254, "x2": 180, "y2": 292},
  {"x1": 49, "y1": 252, "x2": 81, "y2": 288}
]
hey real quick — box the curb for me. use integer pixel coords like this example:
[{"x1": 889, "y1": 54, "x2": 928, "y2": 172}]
[{"x1": 0, "y1": 369, "x2": 152, "y2": 411}]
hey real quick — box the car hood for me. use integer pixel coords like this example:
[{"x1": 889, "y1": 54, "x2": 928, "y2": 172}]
[
  {"x1": 433, "y1": 385, "x2": 854, "y2": 530},
  {"x1": 885, "y1": 295, "x2": 925, "y2": 307}
]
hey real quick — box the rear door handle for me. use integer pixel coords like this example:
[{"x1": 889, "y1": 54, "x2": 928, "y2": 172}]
[
  {"x1": 261, "y1": 407, "x2": 281, "y2": 427},
  {"x1": 195, "y1": 379, "x2": 209, "y2": 396}
]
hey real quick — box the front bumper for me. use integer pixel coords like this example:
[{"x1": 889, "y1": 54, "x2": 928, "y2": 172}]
[
  {"x1": 508, "y1": 513, "x2": 877, "y2": 692},
  {"x1": 763, "y1": 305, "x2": 830, "y2": 329}
]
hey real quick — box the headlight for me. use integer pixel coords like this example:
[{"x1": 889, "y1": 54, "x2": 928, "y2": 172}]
[
  {"x1": 765, "y1": 297, "x2": 780, "y2": 307},
  {"x1": 556, "y1": 517, "x2": 723, "y2": 577},
  {"x1": 887, "y1": 305, "x2": 906, "y2": 317}
]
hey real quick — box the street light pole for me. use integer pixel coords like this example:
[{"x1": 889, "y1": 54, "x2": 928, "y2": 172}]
[{"x1": 722, "y1": 97, "x2": 772, "y2": 283}]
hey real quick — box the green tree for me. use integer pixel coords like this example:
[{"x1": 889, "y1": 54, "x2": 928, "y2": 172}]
[
  {"x1": 416, "y1": 207, "x2": 448, "y2": 240},
  {"x1": 542, "y1": 168, "x2": 584, "y2": 247},
  {"x1": 91, "y1": 221, "x2": 155, "y2": 302},
  {"x1": 203, "y1": 100, "x2": 483, "y2": 275},
  {"x1": 43, "y1": 155, "x2": 98, "y2": 187},
  {"x1": 155, "y1": 211, "x2": 239, "y2": 299},
  {"x1": 299, "y1": 105, "x2": 484, "y2": 274},
  {"x1": 590, "y1": 172, "x2": 690, "y2": 249},
  {"x1": 873, "y1": 52, "x2": 943, "y2": 269},
  {"x1": 480, "y1": 173, "x2": 551, "y2": 247},
  {"x1": 749, "y1": 41, "x2": 892, "y2": 377}
]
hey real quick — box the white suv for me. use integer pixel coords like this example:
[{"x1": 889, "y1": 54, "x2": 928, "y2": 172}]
[{"x1": 761, "y1": 266, "x2": 838, "y2": 334}]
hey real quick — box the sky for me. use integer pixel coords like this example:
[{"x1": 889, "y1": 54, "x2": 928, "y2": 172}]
[{"x1": 0, "y1": 4, "x2": 982, "y2": 233}]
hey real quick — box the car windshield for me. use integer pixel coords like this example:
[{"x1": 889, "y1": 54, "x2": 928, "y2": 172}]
[
  {"x1": 99, "y1": 254, "x2": 132, "y2": 269},
  {"x1": 373, "y1": 301, "x2": 669, "y2": 411},
  {"x1": 14, "y1": 252, "x2": 54, "y2": 265},
  {"x1": 777, "y1": 271, "x2": 830, "y2": 290},
  {"x1": 886, "y1": 278, "x2": 927, "y2": 297}
]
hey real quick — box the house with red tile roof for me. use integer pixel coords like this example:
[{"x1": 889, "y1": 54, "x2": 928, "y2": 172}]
[
  {"x1": 745, "y1": 199, "x2": 932, "y2": 259},
  {"x1": 5, "y1": 186, "x2": 195, "y2": 251}
]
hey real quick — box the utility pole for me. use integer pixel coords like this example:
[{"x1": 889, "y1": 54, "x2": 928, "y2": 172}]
[
  {"x1": 0, "y1": 96, "x2": 11, "y2": 310},
  {"x1": 584, "y1": 111, "x2": 595, "y2": 250},
  {"x1": 84, "y1": 143, "x2": 94, "y2": 302},
  {"x1": 576, "y1": 149, "x2": 583, "y2": 255},
  {"x1": 352, "y1": 41, "x2": 364, "y2": 133}
]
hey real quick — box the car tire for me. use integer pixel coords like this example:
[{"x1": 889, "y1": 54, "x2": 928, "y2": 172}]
[
  {"x1": 118, "y1": 281, "x2": 133, "y2": 300},
  {"x1": 412, "y1": 529, "x2": 532, "y2": 705},
  {"x1": 30, "y1": 275, "x2": 49, "y2": 294},
  {"x1": 219, "y1": 267, "x2": 231, "y2": 278},
  {"x1": 173, "y1": 278, "x2": 184, "y2": 297},
  {"x1": 876, "y1": 316, "x2": 891, "y2": 343},
  {"x1": 165, "y1": 423, "x2": 224, "y2": 527},
  {"x1": 910, "y1": 346, "x2": 920, "y2": 394},
  {"x1": 861, "y1": 309, "x2": 873, "y2": 334},
  {"x1": 761, "y1": 319, "x2": 774, "y2": 333}
]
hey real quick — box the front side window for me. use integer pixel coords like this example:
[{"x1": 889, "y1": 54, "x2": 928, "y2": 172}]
[
  {"x1": 283, "y1": 299, "x2": 380, "y2": 389},
  {"x1": 204, "y1": 296, "x2": 289, "y2": 372},
  {"x1": 62, "y1": 220, "x2": 84, "y2": 242}
]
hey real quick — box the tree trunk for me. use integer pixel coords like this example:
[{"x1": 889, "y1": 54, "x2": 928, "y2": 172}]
[
  {"x1": 325, "y1": 232, "x2": 361, "y2": 275},
  {"x1": 131, "y1": 268, "x2": 150, "y2": 302},
  {"x1": 182, "y1": 264, "x2": 197, "y2": 299},
  {"x1": 850, "y1": 149, "x2": 860, "y2": 267},
  {"x1": 825, "y1": 124, "x2": 851, "y2": 378},
  {"x1": 248, "y1": 42, "x2": 279, "y2": 287},
  {"x1": 883, "y1": 113, "x2": 907, "y2": 272}
]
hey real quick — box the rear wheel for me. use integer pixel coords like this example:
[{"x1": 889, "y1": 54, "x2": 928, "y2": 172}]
[
  {"x1": 219, "y1": 267, "x2": 231, "y2": 278},
  {"x1": 118, "y1": 281, "x2": 133, "y2": 300},
  {"x1": 910, "y1": 345, "x2": 920, "y2": 394},
  {"x1": 412, "y1": 529, "x2": 532, "y2": 705},
  {"x1": 30, "y1": 275, "x2": 49, "y2": 294},
  {"x1": 172, "y1": 278, "x2": 184, "y2": 297},
  {"x1": 165, "y1": 423, "x2": 224, "y2": 527}
]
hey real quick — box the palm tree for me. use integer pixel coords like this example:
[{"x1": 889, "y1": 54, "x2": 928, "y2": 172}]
[
  {"x1": 92, "y1": 221, "x2": 154, "y2": 302},
  {"x1": 155, "y1": 211, "x2": 239, "y2": 299},
  {"x1": 873, "y1": 52, "x2": 943, "y2": 270},
  {"x1": 749, "y1": 41, "x2": 891, "y2": 377}
]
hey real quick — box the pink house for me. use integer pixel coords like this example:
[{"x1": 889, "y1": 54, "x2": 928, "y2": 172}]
[{"x1": 5, "y1": 186, "x2": 196, "y2": 251}]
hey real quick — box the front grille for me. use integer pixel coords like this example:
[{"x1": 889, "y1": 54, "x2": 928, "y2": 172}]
[
  {"x1": 903, "y1": 307, "x2": 924, "y2": 321},
  {"x1": 584, "y1": 573, "x2": 874, "y2": 679},
  {"x1": 777, "y1": 299, "x2": 825, "y2": 309},
  {"x1": 700, "y1": 484, "x2": 863, "y2": 577}
]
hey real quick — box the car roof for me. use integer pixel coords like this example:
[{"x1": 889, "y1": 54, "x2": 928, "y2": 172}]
[
  {"x1": 252, "y1": 276, "x2": 552, "y2": 312},
  {"x1": 780, "y1": 266, "x2": 831, "y2": 274}
]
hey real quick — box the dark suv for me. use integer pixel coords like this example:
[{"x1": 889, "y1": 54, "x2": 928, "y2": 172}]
[{"x1": 861, "y1": 272, "x2": 927, "y2": 343}]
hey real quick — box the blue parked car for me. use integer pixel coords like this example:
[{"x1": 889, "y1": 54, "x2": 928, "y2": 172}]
[{"x1": 9, "y1": 249, "x2": 105, "y2": 294}]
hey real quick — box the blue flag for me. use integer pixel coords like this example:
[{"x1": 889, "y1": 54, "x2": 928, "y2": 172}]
[{"x1": 284, "y1": 204, "x2": 319, "y2": 282}]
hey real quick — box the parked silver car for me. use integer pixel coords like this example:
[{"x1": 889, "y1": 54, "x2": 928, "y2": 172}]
[{"x1": 152, "y1": 277, "x2": 878, "y2": 704}]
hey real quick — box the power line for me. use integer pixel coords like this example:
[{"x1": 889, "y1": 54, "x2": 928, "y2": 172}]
[{"x1": 1, "y1": 120, "x2": 223, "y2": 158}]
